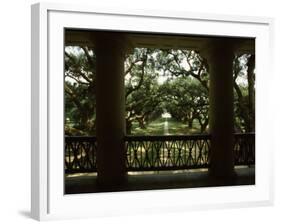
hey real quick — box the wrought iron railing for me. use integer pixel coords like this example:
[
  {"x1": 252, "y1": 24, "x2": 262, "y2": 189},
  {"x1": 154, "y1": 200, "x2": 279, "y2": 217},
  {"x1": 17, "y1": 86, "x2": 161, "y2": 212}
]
[
  {"x1": 65, "y1": 133, "x2": 255, "y2": 173},
  {"x1": 125, "y1": 135, "x2": 210, "y2": 171},
  {"x1": 65, "y1": 136, "x2": 97, "y2": 173},
  {"x1": 234, "y1": 133, "x2": 255, "y2": 165}
]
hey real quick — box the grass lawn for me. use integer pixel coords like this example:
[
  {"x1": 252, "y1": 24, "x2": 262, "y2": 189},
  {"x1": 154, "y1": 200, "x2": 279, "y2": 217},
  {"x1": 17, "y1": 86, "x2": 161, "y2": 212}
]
[{"x1": 131, "y1": 117, "x2": 202, "y2": 135}]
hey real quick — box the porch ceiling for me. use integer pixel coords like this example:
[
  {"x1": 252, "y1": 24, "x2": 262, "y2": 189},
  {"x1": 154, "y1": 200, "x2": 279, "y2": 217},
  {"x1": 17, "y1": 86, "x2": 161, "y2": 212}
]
[{"x1": 65, "y1": 30, "x2": 255, "y2": 54}]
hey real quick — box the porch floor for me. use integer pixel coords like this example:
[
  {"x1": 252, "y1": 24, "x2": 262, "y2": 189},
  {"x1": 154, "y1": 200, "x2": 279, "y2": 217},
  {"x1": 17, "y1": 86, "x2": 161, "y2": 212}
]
[{"x1": 65, "y1": 166, "x2": 255, "y2": 194}]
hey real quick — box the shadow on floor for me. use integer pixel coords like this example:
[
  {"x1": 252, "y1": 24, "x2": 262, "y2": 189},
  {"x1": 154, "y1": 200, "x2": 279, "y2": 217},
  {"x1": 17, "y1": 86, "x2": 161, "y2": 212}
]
[{"x1": 65, "y1": 167, "x2": 255, "y2": 194}]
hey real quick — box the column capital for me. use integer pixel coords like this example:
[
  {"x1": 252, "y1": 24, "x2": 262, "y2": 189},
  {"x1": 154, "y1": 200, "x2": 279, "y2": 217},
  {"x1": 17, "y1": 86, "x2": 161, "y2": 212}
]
[
  {"x1": 93, "y1": 31, "x2": 133, "y2": 56},
  {"x1": 199, "y1": 37, "x2": 255, "y2": 60},
  {"x1": 199, "y1": 38, "x2": 237, "y2": 61}
]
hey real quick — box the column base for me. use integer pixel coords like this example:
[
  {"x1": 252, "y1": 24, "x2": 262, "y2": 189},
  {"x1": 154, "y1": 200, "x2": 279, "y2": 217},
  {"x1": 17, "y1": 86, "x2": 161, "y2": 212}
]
[
  {"x1": 97, "y1": 173, "x2": 128, "y2": 192},
  {"x1": 208, "y1": 169, "x2": 237, "y2": 186}
]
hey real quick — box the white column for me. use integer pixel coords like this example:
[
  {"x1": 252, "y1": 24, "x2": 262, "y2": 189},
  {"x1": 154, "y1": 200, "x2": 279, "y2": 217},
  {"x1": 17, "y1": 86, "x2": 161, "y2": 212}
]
[
  {"x1": 95, "y1": 32, "x2": 127, "y2": 189},
  {"x1": 207, "y1": 38, "x2": 236, "y2": 178}
]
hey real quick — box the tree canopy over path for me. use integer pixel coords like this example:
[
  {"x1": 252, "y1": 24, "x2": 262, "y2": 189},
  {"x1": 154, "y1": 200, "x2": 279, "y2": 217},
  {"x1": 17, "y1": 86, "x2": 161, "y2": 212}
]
[{"x1": 64, "y1": 46, "x2": 255, "y2": 136}]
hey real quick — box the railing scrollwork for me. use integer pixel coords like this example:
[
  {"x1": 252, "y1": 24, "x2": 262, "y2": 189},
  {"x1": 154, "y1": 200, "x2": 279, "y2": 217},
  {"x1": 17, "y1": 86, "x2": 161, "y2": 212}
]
[{"x1": 65, "y1": 133, "x2": 255, "y2": 173}]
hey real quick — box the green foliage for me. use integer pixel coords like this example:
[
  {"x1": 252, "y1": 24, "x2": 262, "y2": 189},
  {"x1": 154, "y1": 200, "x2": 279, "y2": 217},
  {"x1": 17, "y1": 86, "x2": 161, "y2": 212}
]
[
  {"x1": 159, "y1": 77, "x2": 209, "y2": 133},
  {"x1": 64, "y1": 47, "x2": 96, "y2": 136},
  {"x1": 64, "y1": 45, "x2": 255, "y2": 136},
  {"x1": 233, "y1": 54, "x2": 255, "y2": 132}
]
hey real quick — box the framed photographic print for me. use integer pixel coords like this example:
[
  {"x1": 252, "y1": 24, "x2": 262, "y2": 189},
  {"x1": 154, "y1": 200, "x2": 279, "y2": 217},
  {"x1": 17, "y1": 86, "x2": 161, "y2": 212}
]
[{"x1": 31, "y1": 2, "x2": 274, "y2": 221}]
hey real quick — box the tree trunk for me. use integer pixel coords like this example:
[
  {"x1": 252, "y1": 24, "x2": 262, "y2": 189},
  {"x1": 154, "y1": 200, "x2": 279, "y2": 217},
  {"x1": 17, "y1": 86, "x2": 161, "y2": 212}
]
[
  {"x1": 138, "y1": 118, "x2": 146, "y2": 129},
  {"x1": 200, "y1": 119, "x2": 209, "y2": 133},
  {"x1": 188, "y1": 119, "x2": 193, "y2": 129},
  {"x1": 247, "y1": 55, "x2": 255, "y2": 132},
  {"x1": 126, "y1": 120, "x2": 132, "y2": 135}
]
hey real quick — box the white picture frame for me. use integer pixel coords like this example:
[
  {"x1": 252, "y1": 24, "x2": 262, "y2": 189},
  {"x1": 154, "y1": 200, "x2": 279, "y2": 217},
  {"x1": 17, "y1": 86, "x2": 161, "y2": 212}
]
[{"x1": 31, "y1": 2, "x2": 274, "y2": 221}]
